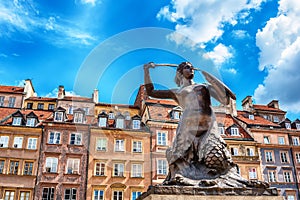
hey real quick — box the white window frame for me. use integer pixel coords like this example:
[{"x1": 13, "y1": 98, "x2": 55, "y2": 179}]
[
  {"x1": 173, "y1": 111, "x2": 180, "y2": 119},
  {"x1": 95, "y1": 162, "x2": 106, "y2": 176},
  {"x1": 13, "y1": 137, "x2": 23, "y2": 148},
  {"x1": 280, "y1": 151, "x2": 289, "y2": 163},
  {"x1": 295, "y1": 153, "x2": 300, "y2": 163},
  {"x1": 108, "y1": 112, "x2": 115, "y2": 119},
  {"x1": 113, "y1": 190, "x2": 123, "y2": 200},
  {"x1": 20, "y1": 191, "x2": 30, "y2": 200},
  {"x1": 249, "y1": 114, "x2": 254, "y2": 120},
  {"x1": 94, "y1": 189, "x2": 104, "y2": 200},
  {"x1": 248, "y1": 168, "x2": 257, "y2": 179},
  {"x1": 54, "y1": 112, "x2": 63, "y2": 122},
  {"x1": 0, "y1": 160, "x2": 5, "y2": 174},
  {"x1": 157, "y1": 131, "x2": 167, "y2": 146},
  {"x1": 115, "y1": 139, "x2": 125, "y2": 152},
  {"x1": 26, "y1": 118, "x2": 36, "y2": 127},
  {"x1": 113, "y1": 163, "x2": 124, "y2": 177},
  {"x1": 74, "y1": 112, "x2": 84, "y2": 123},
  {"x1": 98, "y1": 117, "x2": 107, "y2": 127},
  {"x1": 116, "y1": 118, "x2": 125, "y2": 129},
  {"x1": 48, "y1": 132, "x2": 61, "y2": 144},
  {"x1": 131, "y1": 163, "x2": 142, "y2": 178},
  {"x1": 285, "y1": 123, "x2": 291, "y2": 129},
  {"x1": 230, "y1": 127, "x2": 239, "y2": 136},
  {"x1": 292, "y1": 137, "x2": 299, "y2": 146},
  {"x1": 0, "y1": 96, "x2": 4, "y2": 106},
  {"x1": 8, "y1": 97, "x2": 16, "y2": 107},
  {"x1": 132, "y1": 141, "x2": 142, "y2": 153},
  {"x1": 296, "y1": 123, "x2": 300, "y2": 130},
  {"x1": 157, "y1": 160, "x2": 167, "y2": 175},
  {"x1": 83, "y1": 107, "x2": 89, "y2": 115},
  {"x1": 268, "y1": 170, "x2": 277, "y2": 182},
  {"x1": 64, "y1": 188, "x2": 77, "y2": 200},
  {"x1": 42, "y1": 187, "x2": 55, "y2": 200},
  {"x1": 132, "y1": 120, "x2": 140, "y2": 129},
  {"x1": 96, "y1": 138, "x2": 107, "y2": 151},
  {"x1": 278, "y1": 136, "x2": 285, "y2": 145},
  {"x1": 27, "y1": 138, "x2": 37, "y2": 149},
  {"x1": 283, "y1": 171, "x2": 292, "y2": 182},
  {"x1": 264, "y1": 136, "x2": 270, "y2": 144},
  {"x1": 231, "y1": 147, "x2": 239, "y2": 156},
  {"x1": 12, "y1": 117, "x2": 22, "y2": 126},
  {"x1": 45, "y1": 157, "x2": 58, "y2": 173},
  {"x1": 247, "y1": 148, "x2": 254, "y2": 156},
  {"x1": 218, "y1": 127, "x2": 225, "y2": 135},
  {"x1": 273, "y1": 116, "x2": 279, "y2": 122},
  {"x1": 0, "y1": 136, "x2": 9, "y2": 148},
  {"x1": 68, "y1": 106, "x2": 73, "y2": 114},
  {"x1": 5, "y1": 191, "x2": 15, "y2": 200},
  {"x1": 66, "y1": 158, "x2": 80, "y2": 174},
  {"x1": 70, "y1": 133, "x2": 82, "y2": 145},
  {"x1": 265, "y1": 151, "x2": 273, "y2": 162}
]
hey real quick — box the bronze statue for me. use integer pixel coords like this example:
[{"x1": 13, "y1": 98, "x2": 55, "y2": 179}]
[{"x1": 144, "y1": 62, "x2": 268, "y2": 188}]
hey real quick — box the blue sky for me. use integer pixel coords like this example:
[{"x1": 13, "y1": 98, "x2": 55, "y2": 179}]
[{"x1": 0, "y1": 0, "x2": 300, "y2": 120}]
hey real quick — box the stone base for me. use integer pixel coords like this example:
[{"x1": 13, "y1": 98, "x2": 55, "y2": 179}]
[{"x1": 137, "y1": 185, "x2": 283, "y2": 200}]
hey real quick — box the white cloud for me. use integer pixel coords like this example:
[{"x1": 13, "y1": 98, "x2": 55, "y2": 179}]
[
  {"x1": 45, "y1": 88, "x2": 78, "y2": 98},
  {"x1": 203, "y1": 44, "x2": 233, "y2": 67},
  {"x1": 0, "y1": 0, "x2": 97, "y2": 46},
  {"x1": 157, "y1": 0, "x2": 267, "y2": 45},
  {"x1": 0, "y1": 53, "x2": 8, "y2": 58},
  {"x1": 232, "y1": 30, "x2": 250, "y2": 39},
  {"x1": 78, "y1": 0, "x2": 99, "y2": 6},
  {"x1": 254, "y1": 0, "x2": 300, "y2": 113}
]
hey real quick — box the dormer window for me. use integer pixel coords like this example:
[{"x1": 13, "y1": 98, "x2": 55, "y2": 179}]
[
  {"x1": 273, "y1": 116, "x2": 279, "y2": 123},
  {"x1": 124, "y1": 111, "x2": 131, "y2": 120},
  {"x1": 115, "y1": 114, "x2": 125, "y2": 129},
  {"x1": 73, "y1": 109, "x2": 85, "y2": 124},
  {"x1": 26, "y1": 118, "x2": 36, "y2": 127},
  {"x1": 248, "y1": 114, "x2": 254, "y2": 120},
  {"x1": 218, "y1": 123, "x2": 225, "y2": 135},
  {"x1": 285, "y1": 123, "x2": 291, "y2": 129},
  {"x1": 171, "y1": 106, "x2": 182, "y2": 120},
  {"x1": 98, "y1": 112, "x2": 108, "y2": 127},
  {"x1": 173, "y1": 111, "x2": 180, "y2": 119},
  {"x1": 132, "y1": 120, "x2": 141, "y2": 129},
  {"x1": 108, "y1": 112, "x2": 115, "y2": 119},
  {"x1": 12, "y1": 117, "x2": 22, "y2": 126},
  {"x1": 230, "y1": 126, "x2": 239, "y2": 136},
  {"x1": 296, "y1": 123, "x2": 300, "y2": 130},
  {"x1": 54, "y1": 112, "x2": 63, "y2": 122}
]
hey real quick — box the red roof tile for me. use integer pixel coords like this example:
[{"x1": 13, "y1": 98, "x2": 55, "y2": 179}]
[
  {"x1": 236, "y1": 111, "x2": 280, "y2": 127},
  {"x1": 0, "y1": 86, "x2": 24, "y2": 94},
  {"x1": 253, "y1": 104, "x2": 285, "y2": 113},
  {"x1": 26, "y1": 97, "x2": 57, "y2": 102},
  {"x1": 145, "y1": 99, "x2": 178, "y2": 106}
]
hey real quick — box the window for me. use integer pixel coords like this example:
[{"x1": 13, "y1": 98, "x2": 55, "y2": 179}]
[
  {"x1": 131, "y1": 164, "x2": 142, "y2": 177},
  {"x1": 23, "y1": 161, "x2": 33, "y2": 175},
  {"x1": 157, "y1": 160, "x2": 167, "y2": 175},
  {"x1": 268, "y1": 170, "x2": 277, "y2": 182},
  {"x1": 287, "y1": 195, "x2": 296, "y2": 200},
  {"x1": 132, "y1": 141, "x2": 142, "y2": 153},
  {"x1": 157, "y1": 132, "x2": 167, "y2": 146},
  {"x1": 64, "y1": 188, "x2": 77, "y2": 200},
  {"x1": 48, "y1": 132, "x2": 61, "y2": 144},
  {"x1": 98, "y1": 117, "x2": 107, "y2": 127},
  {"x1": 283, "y1": 171, "x2": 292, "y2": 182},
  {"x1": 37, "y1": 103, "x2": 44, "y2": 110},
  {"x1": 264, "y1": 136, "x2": 270, "y2": 144},
  {"x1": 273, "y1": 116, "x2": 279, "y2": 123},
  {"x1": 68, "y1": 106, "x2": 73, "y2": 114},
  {"x1": 248, "y1": 168, "x2": 257, "y2": 179},
  {"x1": 265, "y1": 151, "x2": 273, "y2": 162},
  {"x1": 66, "y1": 158, "x2": 80, "y2": 174},
  {"x1": 132, "y1": 191, "x2": 142, "y2": 200},
  {"x1": 48, "y1": 104, "x2": 55, "y2": 110},
  {"x1": 280, "y1": 151, "x2": 289, "y2": 163},
  {"x1": 113, "y1": 191, "x2": 123, "y2": 200},
  {"x1": 249, "y1": 114, "x2": 254, "y2": 120},
  {"x1": 27, "y1": 138, "x2": 37, "y2": 149},
  {"x1": 74, "y1": 112, "x2": 84, "y2": 123},
  {"x1": 292, "y1": 137, "x2": 299, "y2": 146},
  {"x1": 45, "y1": 157, "x2": 58, "y2": 173},
  {"x1": 27, "y1": 103, "x2": 33, "y2": 109},
  {"x1": 218, "y1": 127, "x2": 225, "y2": 135},
  {"x1": 116, "y1": 118, "x2": 124, "y2": 129},
  {"x1": 96, "y1": 138, "x2": 107, "y2": 151},
  {"x1": 26, "y1": 118, "x2": 36, "y2": 127},
  {"x1": 230, "y1": 127, "x2": 239, "y2": 136},
  {"x1": 5, "y1": 191, "x2": 15, "y2": 200},
  {"x1": 132, "y1": 120, "x2": 140, "y2": 129},
  {"x1": 83, "y1": 107, "x2": 89, "y2": 115},
  {"x1": 70, "y1": 133, "x2": 82, "y2": 145},
  {"x1": 42, "y1": 187, "x2": 55, "y2": 200},
  {"x1": 230, "y1": 147, "x2": 239, "y2": 156},
  {"x1": 0, "y1": 160, "x2": 4, "y2": 174},
  {"x1": 296, "y1": 123, "x2": 300, "y2": 130},
  {"x1": 114, "y1": 163, "x2": 124, "y2": 177},
  {"x1": 0, "y1": 96, "x2": 4, "y2": 106},
  {"x1": 8, "y1": 97, "x2": 16, "y2": 107},
  {"x1": 9, "y1": 160, "x2": 19, "y2": 174},
  {"x1": 0, "y1": 136, "x2": 9, "y2": 148},
  {"x1": 20, "y1": 191, "x2": 30, "y2": 200},
  {"x1": 296, "y1": 153, "x2": 300, "y2": 163},
  {"x1": 285, "y1": 123, "x2": 291, "y2": 129},
  {"x1": 95, "y1": 162, "x2": 105, "y2": 176},
  {"x1": 173, "y1": 111, "x2": 180, "y2": 119},
  {"x1": 108, "y1": 112, "x2": 115, "y2": 119},
  {"x1": 54, "y1": 111, "x2": 63, "y2": 122},
  {"x1": 115, "y1": 139, "x2": 124, "y2": 152},
  {"x1": 12, "y1": 117, "x2": 22, "y2": 125},
  {"x1": 13, "y1": 137, "x2": 23, "y2": 148},
  {"x1": 246, "y1": 148, "x2": 254, "y2": 156},
  {"x1": 278, "y1": 137, "x2": 285, "y2": 145},
  {"x1": 94, "y1": 190, "x2": 104, "y2": 200}
]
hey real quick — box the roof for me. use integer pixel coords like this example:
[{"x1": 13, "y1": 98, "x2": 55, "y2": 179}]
[
  {"x1": 146, "y1": 101, "x2": 179, "y2": 122},
  {"x1": 253, "y1": 104, "x2": 286, "y2": 113},
  {"x1": 0, "y1": 107, "x2": 19, "y2": 122},
  {"x1": 26, "y1": 97, "x2": 57, "y2": 102},
  {"x1": 60, "y1": 96, "x2": 93, "y2": 102},
  {"x1": 145, "y1": 99, "x2": 178, "y2": 106},
  {"x1": 236, "y1": 111, "x2": 280, "y2": 127},
  {"x1": 0, "y1": 85, "x2": 24, "y2": 94}
]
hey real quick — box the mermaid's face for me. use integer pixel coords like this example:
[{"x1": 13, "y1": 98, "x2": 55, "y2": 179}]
[{"x1": 182, "y1": 63, "x2": 194, "y2": 79}]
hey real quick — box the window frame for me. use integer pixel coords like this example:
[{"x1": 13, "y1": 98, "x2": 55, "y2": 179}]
[
  {"x1": 64, "y1": 188, "x2": 77, "y2": 200},
  {"x1": 94, "y1": 189, "x2": 104, "y2": 200},
  {"x1": 157, "y1": 159, "x2": 167, "y2": 175},
  {"x1": 131, "y1": 163, "x2": 143, "y2": 178},
  {"x1": 265, "y1": 151, "x2": 274, "y2": 162},
  {"x1": 263, "y1": 136, "x2": 270, "y2": 144},
  {"x1": 54, "y1": 111, "x2": 64, "y2": 122},
  {"x1": 248, "y1": 167, "x2": 257, "y2": 179},
  {"x1": 8, "y1": 96, "x2": 16, "y2": 107},
  {"x1": 113, "y1": 190, "x2": 123, "y2": 200},
  {"x1": 23, "y1": 161, "x2": 34, "y2": 175},
  {"x1": 113, "y1": 163, "x2": 125, "y2": 177},
  {"x1": 0, "y1": 160, "x2": 5, "y2": 174},
  {"x1": 48, "y1": 104, "x2": 55, "y2": 110},
  {"x1": 230, "y1": 127, "x2": 239, "y2": 136},
  {"x1": 66, "y1": 158, "x2": 80, "y2": 174},
  {"x1": 37, "y1": 103, "x2": 44, "y2": 110},
  {"x1": 27, "y1": 138, "x2": 37, "y2": 149},
  {"x1": 283, "y1": 171, "x2": 293, "y2": 183},
  {"x1": 70, "y1": 133, "x2": 82, "y2": 145},
  {"x1": 114, "y1": 139, "x2": 125, "y2": 152},
  {"x1": 74, "y1": 112, "x2": 84, "y2": 123},
  {"x1": 157, "y1": 131, "x2": 167, "y2": 146},
  {"x1": 45, "y1": 157, "x2": 58, "y2": 173},
  {"x1": 42, "y1": 187, "x2": 55, "y2": 200},
  {"x1": 132, "y1": 120, "x2": 140, "y2": 129},
  {"x1": 96, "y1": 138, "x2": 107, "y2": 151},
  {"x1": 19, "y1": 191, "x2": 31, "y2": 200},
  {"x1": 280, "y1": 151, "x2": 289, "y2": 163},
  {"x1": 9, "y1": 160, "x2": 19, "y2": 175},
  {"x1": 278, "y1": 136, "x2": 285, "y2": 145},
  {"x1": 0, "y1": 135, "x2": 9, "y2": 148},
  {"x1": 48, "y1": 132, "x2": 61, "y2": 144},
  {"x1": 12, "y1": 117, "x2": 22, "y2": 126},
  {"x1": 26, "y1": 118, "x2": 36, "y2": 127},
  {"x1": 0, "y1": 96, "x2": 4, "y2": 106},
  {"x1": 95, "y1": 161, "x2": 106, "y2": 176},
  {"x1": 132, "y1": 141, "x2": 142, "y2": 153},
  {"x1": 268, "y1": 170, "x2": 277, "y2": 182},
  {"x1": 292, "y1": 137, "x2": 299, "y2": 146},
  {"x1": 13, "y1": 136, "x2": 23, "y2": 148}
]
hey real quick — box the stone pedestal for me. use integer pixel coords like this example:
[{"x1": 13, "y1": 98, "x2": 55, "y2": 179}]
[{"x1": 137, "y1": 186, "x2": 283, "y2": 200}]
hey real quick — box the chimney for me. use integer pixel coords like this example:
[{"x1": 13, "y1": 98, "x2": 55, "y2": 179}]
[
  {"x1": 268, "y1": 100, "x2": 279, "y2": 109},
  {"x1": 92, "y1": 89, "x2": 99, "y2": 103},
  {"x1": 241, "y1": 96, "x2": 253, "y2": 112},
  {"x1": 24, "y1": 79, "x2": 35, "y2": 99},
  {"x1": 58, "y1": 85, "x2": 65, "y2": 99}
]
